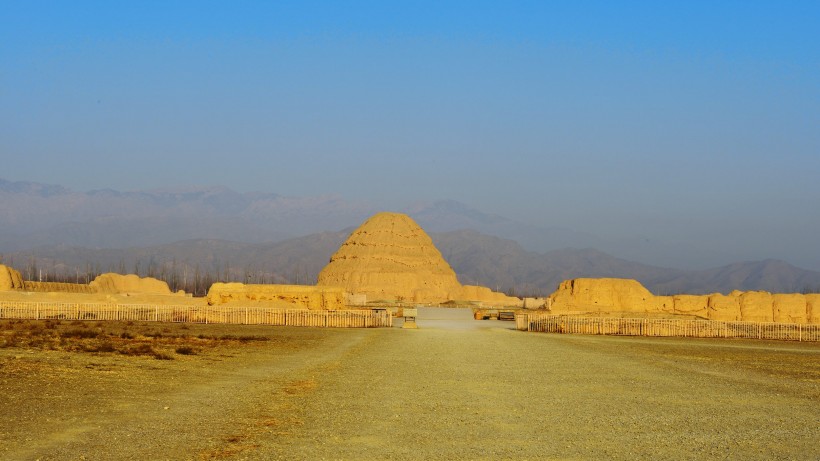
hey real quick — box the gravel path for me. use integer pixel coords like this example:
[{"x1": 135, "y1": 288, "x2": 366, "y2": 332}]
[
  {"x1": 259, "y1": 323, "x2": 820, "y2": 460},
  {"x1": 2, "y1": 318, "x2": 819, "y2": 460}
]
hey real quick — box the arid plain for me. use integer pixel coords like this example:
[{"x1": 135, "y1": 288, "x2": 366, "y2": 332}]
[
  {"x1": 2, "y1": 212, "x2": 819, "y2": 460},
  {"x1": 2, "y1": 315, "x2": 818, "y2": 460}
]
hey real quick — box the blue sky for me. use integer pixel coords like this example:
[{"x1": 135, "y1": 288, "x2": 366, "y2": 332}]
[{"x1": 1, "y1": 1, "x2": 819, "y2": 269}]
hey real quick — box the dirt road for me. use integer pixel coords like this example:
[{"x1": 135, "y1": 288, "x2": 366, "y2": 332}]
[{"x1": 2, "y1": 318, "x2": 819, "y2": 460}]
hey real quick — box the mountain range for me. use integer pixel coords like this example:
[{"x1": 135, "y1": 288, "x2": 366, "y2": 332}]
[{"x1": 2, "y1": 178, "x2": 819, "y2": 295}]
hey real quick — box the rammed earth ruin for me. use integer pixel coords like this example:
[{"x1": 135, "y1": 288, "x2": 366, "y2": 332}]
[{"x1": 1, "y1": 212, "x2": 818, "y2": 323}]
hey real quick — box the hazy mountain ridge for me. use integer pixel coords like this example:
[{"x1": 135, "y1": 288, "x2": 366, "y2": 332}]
[
  {"x1": 5, "y1": 231, "x2": 819, "y2": 296},
  {"x1": 648, "y1": 259, "x2": 820, "y2": 295},
  {"x1": 0, "y1": 178, "x2": 375, "y2": 250},
  {"x1": 2, "y1": 178, "x2": 819, "y2": 294},
  {"x1": 0, "y1": 178, "x2": 763, "y2": 270},
  {"x1": 0, "y1": 178, "x2": 615, "y2": 255},
  {"x1": 409, "y1": 199, "x2": 606, "y2": 254},
  {"x1": 431, "y1": 231, "x2": 820, "y2": 295},
  {"x1": 0, "y1": 179, "x2": 71, "y2": 197}
]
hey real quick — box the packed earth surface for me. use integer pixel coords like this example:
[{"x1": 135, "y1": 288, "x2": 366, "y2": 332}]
[{"x1": 1, "y1": 310, "x2": 819, "y2": 460}]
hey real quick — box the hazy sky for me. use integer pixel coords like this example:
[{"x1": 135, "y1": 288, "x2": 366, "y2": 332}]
[{"x1": 2, "y1": 2, "x2": 819, "y2": 269}]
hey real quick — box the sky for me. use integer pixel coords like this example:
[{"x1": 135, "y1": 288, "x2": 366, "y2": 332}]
[{"x1": 1, "y1": 1, "x2": 819, "y2": 270}]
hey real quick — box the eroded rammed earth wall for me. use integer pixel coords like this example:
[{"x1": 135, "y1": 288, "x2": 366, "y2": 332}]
[
  {"x1": 206, "y1": 283, "x2": 347, "y2": 310},
  {"x1": 549, "y1": 278, "x2": 820, "y2": 324},
  {"x1": 0, "y1": 266, "x2": 175, "y2": 296},
  {"x1": 0, "y1": 265, "x2": 24, "y2": 291}
]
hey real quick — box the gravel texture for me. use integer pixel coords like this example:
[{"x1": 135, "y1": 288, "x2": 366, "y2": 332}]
[{"x1": 1, "y1": 317, "x2": 819, "y2": 460}]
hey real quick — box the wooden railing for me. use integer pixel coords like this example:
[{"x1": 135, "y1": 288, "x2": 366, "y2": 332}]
[
  {"x1": 517, "y1": 313, "x2": 820, "y2": 342},
  {"x1": 0, "y1": 301, "x2": 392, "y2": 328}
]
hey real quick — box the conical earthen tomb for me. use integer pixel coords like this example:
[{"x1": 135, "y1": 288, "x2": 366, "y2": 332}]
[{"x1": 317, "y1": 212, "x2": 462, "y2": 302}]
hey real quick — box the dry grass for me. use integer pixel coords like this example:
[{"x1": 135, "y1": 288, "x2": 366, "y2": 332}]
[{"x1": 0, "y1": 319, "x2": 267, "y2": 360}]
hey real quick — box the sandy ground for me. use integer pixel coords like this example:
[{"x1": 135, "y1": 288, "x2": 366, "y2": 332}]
[{"x1": 1, "y1": 315, "x2": 819, "y2": 460}]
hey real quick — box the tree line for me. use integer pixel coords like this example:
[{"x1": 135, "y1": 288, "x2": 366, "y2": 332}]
[{"x1": 0, "y1": 255, "x2": 317, "y2": 297}]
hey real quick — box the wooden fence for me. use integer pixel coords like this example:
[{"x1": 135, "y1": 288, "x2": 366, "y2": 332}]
[
  {"x1": 517, "y1": 313, "x2": 820, "y2": 342},
  {"x1": 0, "y1": 301, "x2": 392, "y2": 328}
]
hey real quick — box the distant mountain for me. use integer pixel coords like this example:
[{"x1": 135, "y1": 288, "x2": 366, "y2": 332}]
[
  {"x1": 2, "y1": 178, "x2": 818, "y2": 285},
  {"x1": 0, "y1": 179, "x2": 70, "y2": 197},
  {"x1": 649, "y1": 259, "x2": 820, "y2": 294},
  {"x1": 432, "y1": 231, "x2": 820, "y2": 295},
  {"x1": 2, "y1": 178, "x2": 597, "y2": 252},
  {"x1": 0, "y1": 178, "x2": 609, "y2": 259},
  {"x1": 409, "y1": 199, "x2": 604, "y2": 252},
  {"x1": 2, "y1": 231, "x2": 350, "y2": 288},
  {"x1": 0, "y1": 178, "x2": 375, "y2": 250},
  {"x1": 6, "y1": 229, "x2": 820, "y2": 296},
  {"x1": 431, "y1": 231, "x2": 688, "y2": 294}
]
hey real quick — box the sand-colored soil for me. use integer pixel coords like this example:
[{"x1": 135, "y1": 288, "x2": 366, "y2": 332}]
[{"x1": 1, "y1": 317, "x2": 819, "y2": 460}]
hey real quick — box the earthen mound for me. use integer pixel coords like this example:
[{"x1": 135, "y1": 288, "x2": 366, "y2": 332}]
[
  {"x1": 90, "y1": 273, "x2": 172, "y2": 295},
  {"x1": 0, "y1": 265, "x2": 24, "y2": 291},
  {"x1": 549, "y1": 278, "x2": 655, "y2": 312},
  {"x1": 317, "y1": 212, "x2": 463, "y2": 303}
]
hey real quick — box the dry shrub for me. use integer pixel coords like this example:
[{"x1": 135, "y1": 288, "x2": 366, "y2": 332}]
[
  {"x1": 28, "y1": 337, "x2": 47, "y2": 348},
  {"x1": 1, "y1": 333, "x2": 21, "y2": 348},
  {"x1": 121, "y1": 343, "x2": 156, "y2": 356},
  {"x1": 121, "y1": 343, "x2": 174, "y2": 360},
  {"x1": 175, "y1": 346, "x2": 197, "y2": 355},
  {"x1": 24, "y1": 322, "x2": 45, "y2": 332},
  {"x1": 218, "y1": 334, "x2": 269, "y2": 342},
  {"x1": 94, "y1": 341, "x2": 117, "y2": 353},
  {"x1": 62, "y1": 329, "x2": 100, "y2": 339}
]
